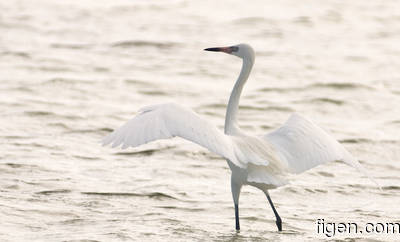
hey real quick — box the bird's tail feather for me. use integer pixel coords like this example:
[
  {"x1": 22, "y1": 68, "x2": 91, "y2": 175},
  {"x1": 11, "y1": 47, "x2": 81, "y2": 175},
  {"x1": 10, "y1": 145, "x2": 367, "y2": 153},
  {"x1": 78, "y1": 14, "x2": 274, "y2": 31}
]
[{"x1": 343, "y1": 153, "x2": 382, "y2": 191}]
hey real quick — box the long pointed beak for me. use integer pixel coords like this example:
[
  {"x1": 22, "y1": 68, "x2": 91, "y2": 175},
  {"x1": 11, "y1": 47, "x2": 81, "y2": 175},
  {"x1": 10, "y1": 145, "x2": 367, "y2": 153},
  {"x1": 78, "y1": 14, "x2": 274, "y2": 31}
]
[
  {"x1": 204, "y1": 47, "x2": 222, "y2": 52},
  {"x1": 204, "y1": 46, "x2": 234, "y2": 54}
]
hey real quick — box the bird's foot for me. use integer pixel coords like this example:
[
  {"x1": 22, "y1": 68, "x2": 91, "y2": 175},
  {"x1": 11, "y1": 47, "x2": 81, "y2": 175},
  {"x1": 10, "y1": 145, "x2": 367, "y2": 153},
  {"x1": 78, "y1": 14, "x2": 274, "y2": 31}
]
[
  {"x1": 276, "y1": 218, "x2": 282, "y2": 231},
  {"x1": 235, "y1": 224, "x2": 240, "y2": 231}
]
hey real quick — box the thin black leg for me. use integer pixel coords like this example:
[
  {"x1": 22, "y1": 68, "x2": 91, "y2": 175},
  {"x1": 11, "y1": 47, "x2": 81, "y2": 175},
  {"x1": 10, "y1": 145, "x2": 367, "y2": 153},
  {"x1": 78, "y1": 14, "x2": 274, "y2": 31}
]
[
  {"x1": 235, "y1": 203, "x2": 240, "y2": 230},
  {"x1": 265, "y1": 191, "x2": 282, "y2": 231}
]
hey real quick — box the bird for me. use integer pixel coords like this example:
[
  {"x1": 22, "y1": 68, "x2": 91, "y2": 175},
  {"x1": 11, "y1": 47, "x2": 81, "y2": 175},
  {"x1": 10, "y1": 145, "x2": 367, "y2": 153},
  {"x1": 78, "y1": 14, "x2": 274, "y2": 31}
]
[{"x1": 102, "y1": 43, "x2": 377, "y2": 232}]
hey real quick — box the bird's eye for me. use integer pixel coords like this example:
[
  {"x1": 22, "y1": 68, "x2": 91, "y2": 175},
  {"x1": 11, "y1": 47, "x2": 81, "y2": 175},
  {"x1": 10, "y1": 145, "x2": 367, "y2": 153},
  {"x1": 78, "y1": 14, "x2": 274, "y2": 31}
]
[{"x1": 230, "y1": 46, "x2": 239, "y2": 52}]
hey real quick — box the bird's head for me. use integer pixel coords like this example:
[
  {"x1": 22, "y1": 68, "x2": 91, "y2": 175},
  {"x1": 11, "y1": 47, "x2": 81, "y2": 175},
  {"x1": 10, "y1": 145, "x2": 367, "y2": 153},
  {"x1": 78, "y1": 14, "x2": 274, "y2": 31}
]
[{"x1": 204, "y1": 43, "x2": 255, "y2": 61}]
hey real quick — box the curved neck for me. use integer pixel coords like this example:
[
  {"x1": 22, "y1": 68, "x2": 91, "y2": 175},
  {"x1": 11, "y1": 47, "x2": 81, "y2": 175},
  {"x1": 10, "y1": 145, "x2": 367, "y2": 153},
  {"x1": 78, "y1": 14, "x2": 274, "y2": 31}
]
[{"x1": 224, "y1": 57, "x2": 254, "y2": 135}]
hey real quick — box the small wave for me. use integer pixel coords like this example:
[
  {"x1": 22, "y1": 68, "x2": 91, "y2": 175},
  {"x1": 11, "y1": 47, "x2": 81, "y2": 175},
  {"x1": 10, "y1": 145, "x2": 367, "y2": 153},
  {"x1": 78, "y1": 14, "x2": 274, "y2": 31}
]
[
  {"x1": 340, "y1": 138, "x2": 372, "y2": 144},
  {"x1": 306, "y1": 97, "x2": 345, "y2": 105},
  {"x1": 242, "y1": 216, "x2": 268, "y2": 222},
  {"x1": 258, "y1": 87, "x2": 302, "y2": 93},
  {"x1": 17, "y1": 208, "x2": 77, "y2": 218},
  {"x1": 36, "y1": 66, "x2": 74, "y2": 72},
  {"x1": 231, "y1": 18, "x2": 283, "y2": 39},
  {"x1": 9, "y1": 86, "x2": 34, "y2": 93},
  {"x1": 282, "y1": 187, "x2": 298, "y2": 194},
  {"x1": 24, "y1": 110, "x2": 53, "y2": 116},
  {"x1": 24, "y1": 110, "x2": 83, "y2": 120},
  {"x1": 345, "y1": 55, "x2": 369, "y2": 62},
  {"x1": 51, "y1": 43, "x2": 92, "y2": 50},
  {"x1": 4, "y1": 163, "x2": 24, "y2": 168},
  {"x1": 322, "y1": 10, "x2": 342, "y2": 23},
  {"x1": 42, "y1": 77, "x2": 93, "y2": 85},
  {"x1": 314, "y1": 189, "x2": 328, "y2": 193},
  {"x1": 138, "y1": 90, "x2": 168, "y2": 96},
  {"x1": 3, "y1": 163, "x2": 42, "y2": 170},
  {"x1": 259, "y1": 82, "x2": 374, "y2": 92},
  {"x1": 260, "y1": 124, "x2": 273, "y2": 130},
  {"x1": 304, "y1": 188, "x2": 315, "y2": 193},
  {"x1": 124, "y1": 79, "x2": 153, "y2": 87},
  {"x1": 81, "y1": 192, "x2": 178, "y2": 200},
  {"x1": 317, "y1": 171, "x2": 334, "y2": 177},
  {"x1": 111, "y1": 40, "x2": 178, "y2": 49},
  {"x1": 0, "y1": 51, "x2": 30, "y2": 58},
  {"x1": 348, "y1": 184, "x2": 365, "y2": 189},
  {"x1": 201, "y1": 111, "x2": 224, "y2": 118},
  {"x1": 2, "y1": 135, "x2": 31, "y2": 140},
  {"x1": 389, "y1": 120, "x2": 400, "y2": 125},
  {"x1": 257, "y1": 51, "x2": 277, "y2": 57},
  {"x1": 93, "y1": 66, "x2": 109, "y2": 72},
  {"x1": 114, "y1": 145, "x2": 175, "y2": 156},
  {"x1": 217, "y1": 234, "x2": 266, "y2": 241},
  {"x1": 240, "y1": 104, "x2": 293, "y2": 112},
  {"x1": 142, "y1": 192, "x2": 178, "y2": 200},
  {"x1": 155, "y1": 206, "x2": 205, "y2": 212},
  {"x1": 72, "y1": 155, "x2": 100, "y2": 161},
  {"x1": 61, "y1": 218, "x2": 86, "y2": 225},
  {"x1": 232, "y1": 17, "x2": 272, "y2": 25},
  {"x1": 266, "y1": 106, "x2": 293, "y2": 112},
  {"x1": 310, "y1": 82, "x2": 374, "y2": 90},
  {"x1": 48, "y1": 122, "x2": 70, "y2": 129},
  {"x1": 4, "y1": 184, "x2": 19, "y2": 190},
  {"x1": 36, "y1": 189, "x2": 72, "y2": 195},
  {"x1": 334, "y1": 189, "x2": 351, "y2": 195},
  {"x1": 382, "y1": 185, "x2": 400, "y2": 190},
  {"x1": 159, "y1": 218, "x2": 181, "y2": 224},
  {"x1": 239, "y1": 105, "x2": 269, "y2": 111},
  {"x1": 115, "y1": 149, "x2": 157, "y2": 156},
  {"x1": 66, "y1": 128, "x2": 111, "y2": 134},
  {"x1": 100, "y1": 127, "x2": 113, "y2": 133},
  {"x1": 201, "y1": 103, "x2": 292, "y2": 112},
  {"x1": 200, "y1": 103, "x2": 226, "y2": 109},
  {"x1": 256, "y1": 29, "x2": 284, "y2": 38},
  {"x1": 293, "y1": 16, "x2": 313, "y2": 27},
  {"x1": 340, "y1": 138, "x2": 398, "y2": 144}
]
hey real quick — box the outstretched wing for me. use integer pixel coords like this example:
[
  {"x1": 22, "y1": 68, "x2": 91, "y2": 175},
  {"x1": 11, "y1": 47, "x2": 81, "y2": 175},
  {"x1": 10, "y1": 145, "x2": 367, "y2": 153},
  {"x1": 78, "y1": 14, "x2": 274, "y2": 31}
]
[
  {"x1": 263, "y1": 113, "x2": 369, "y2": 176},
  {"x1": 102, "y1": 103, "x2": 241, "y2": 166}
]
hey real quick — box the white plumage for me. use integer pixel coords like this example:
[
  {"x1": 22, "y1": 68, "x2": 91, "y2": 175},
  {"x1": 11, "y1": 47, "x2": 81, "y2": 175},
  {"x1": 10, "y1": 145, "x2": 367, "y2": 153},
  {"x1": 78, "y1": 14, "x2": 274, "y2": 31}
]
[
  {"x1": 103, "y1": 103, "x2": 240, "y2": 167},
  {"x1": 102, "y1": 43, "x2": 377, "y2": 231},
  {"x1": 265, "y1": 113, "x2": 356, "y2": 173}
]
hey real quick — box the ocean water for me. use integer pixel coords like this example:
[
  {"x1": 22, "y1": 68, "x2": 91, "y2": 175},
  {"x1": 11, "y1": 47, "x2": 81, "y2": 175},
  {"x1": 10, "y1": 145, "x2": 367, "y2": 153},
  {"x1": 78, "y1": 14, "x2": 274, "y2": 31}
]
[{"x1": 1, "y1": 0, "x2": 399, "y2": 241}]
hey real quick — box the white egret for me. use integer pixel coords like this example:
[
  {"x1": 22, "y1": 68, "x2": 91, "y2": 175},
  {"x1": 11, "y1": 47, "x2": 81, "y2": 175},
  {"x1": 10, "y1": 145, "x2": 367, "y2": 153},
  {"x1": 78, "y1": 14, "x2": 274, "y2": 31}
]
[{"x1": 102, "y1": 43, "x2": 376, "y2": 231}]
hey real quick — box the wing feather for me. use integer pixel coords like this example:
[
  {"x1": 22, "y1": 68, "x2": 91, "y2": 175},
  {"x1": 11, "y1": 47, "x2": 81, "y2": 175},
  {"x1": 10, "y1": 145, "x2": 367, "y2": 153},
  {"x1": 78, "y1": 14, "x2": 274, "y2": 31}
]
[
  {"x1": 103, "y1": 103, "x2": 242, "y2": 167},
  {"x1": 264, "y1": 113, "x2": 366, "y2": 174}
]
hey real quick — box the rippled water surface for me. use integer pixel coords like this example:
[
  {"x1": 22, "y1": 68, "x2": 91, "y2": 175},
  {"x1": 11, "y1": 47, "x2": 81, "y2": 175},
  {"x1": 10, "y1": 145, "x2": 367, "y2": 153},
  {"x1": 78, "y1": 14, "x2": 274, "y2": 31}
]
[{"x1": 1, "y1": 0, "x2": 400, "y2": 241}]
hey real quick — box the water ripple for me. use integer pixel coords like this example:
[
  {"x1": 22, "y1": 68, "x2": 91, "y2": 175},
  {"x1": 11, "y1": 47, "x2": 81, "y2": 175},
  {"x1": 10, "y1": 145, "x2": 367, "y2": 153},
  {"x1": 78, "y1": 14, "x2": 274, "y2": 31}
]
[
  {"x1": 111, "y1": 40, "x2": 178, "y2": 49},
  {"x1": 81, "y1": 192, "x2": 179, "y2": 200},
  {"x1": 36, "y1": 189, "x2": 72, "y2": 195}
]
